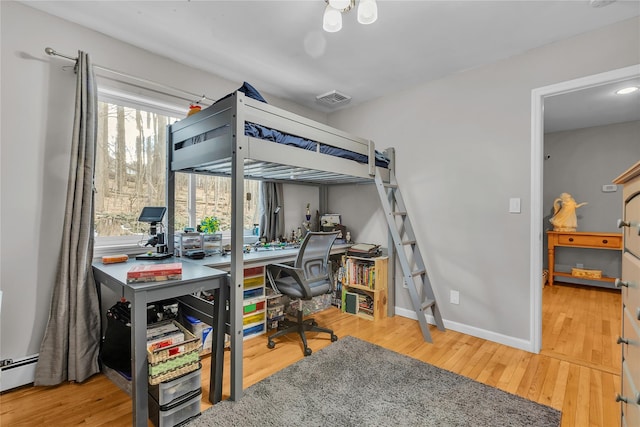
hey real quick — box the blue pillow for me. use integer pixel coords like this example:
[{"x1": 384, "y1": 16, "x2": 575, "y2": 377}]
[{"x1": 238, "y1": 82, "x2": 267, "y2": 103}]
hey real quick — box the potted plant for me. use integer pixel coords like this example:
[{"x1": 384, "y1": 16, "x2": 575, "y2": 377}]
[
  {"x1": 200, "y1": 216, "x2": 222, "y2": 254},
  {"x1": 200, "y1": 216, "x2": 220, "y2": 234}
]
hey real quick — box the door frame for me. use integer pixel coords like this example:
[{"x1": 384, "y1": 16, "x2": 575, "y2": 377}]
[{"x1": 530, "y1": 64, "x2": 640, "y2": 353}]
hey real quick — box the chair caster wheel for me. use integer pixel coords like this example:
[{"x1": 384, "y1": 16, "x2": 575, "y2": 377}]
[
  {"x1": 267, "y1": 340, "x2": 275, "y2": 349},
  {"x1": 331, "y1": 334, "x2": 338, "y2": 342},
  {"x1": 304, "y1": 347, "x2": 312, "y2": 356}
]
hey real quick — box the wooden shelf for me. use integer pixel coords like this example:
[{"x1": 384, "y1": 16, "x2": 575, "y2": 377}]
[{"x1": 341, "y1": 256, "x2": 388, "y2": 321}]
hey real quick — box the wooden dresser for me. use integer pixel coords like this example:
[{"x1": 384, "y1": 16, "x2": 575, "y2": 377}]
[
  {"x1": 613, "y1": 160, "x2": 640, "y2": 427},
  {"x1": 546, "y1": 230, "x2": 622, "y2": 287}
]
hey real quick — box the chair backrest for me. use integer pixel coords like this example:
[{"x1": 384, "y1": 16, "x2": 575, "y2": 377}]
[{"x1": 294, "y1": 231, "x2": 339, "y2": 282}]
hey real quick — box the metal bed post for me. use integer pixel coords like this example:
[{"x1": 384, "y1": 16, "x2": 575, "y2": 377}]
[
  {"x1": 319, "y1": 184, "x2": 329, "y2": 225},
  {"x1": 166, "y1": 125, "x2": 175, "y2": 254},
  {"x1": 229, "y1": 92, "x2": 246, "y2": 400},
  {"x1": 385, "y1": 147, "x2": 396, "y2": 317}
]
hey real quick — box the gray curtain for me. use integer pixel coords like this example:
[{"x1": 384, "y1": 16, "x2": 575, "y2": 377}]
[
  {"x1": 34, "y1": 51, "x2": 100, "y2": 385},
  {"x1": 260, "y1": 182, "x2": 285, "y2": 241}
]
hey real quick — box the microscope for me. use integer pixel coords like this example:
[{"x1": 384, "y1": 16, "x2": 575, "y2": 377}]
[{"x1": 135, "y1": 206, "x2": 172, "y2": 260}]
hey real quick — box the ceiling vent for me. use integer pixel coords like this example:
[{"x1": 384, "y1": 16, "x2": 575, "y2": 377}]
[{"x1": 316, "y1": 90, "x2": 352, "y2": 107}]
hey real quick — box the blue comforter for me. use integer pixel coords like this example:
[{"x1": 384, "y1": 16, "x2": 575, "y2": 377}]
[{"x1": 244, "y1": 122, "x2": 390, "y2": 168}]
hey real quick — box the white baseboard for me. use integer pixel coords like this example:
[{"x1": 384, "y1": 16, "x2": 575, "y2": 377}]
[
  {"x1": 394, "y1": 307, "x2": 534, "y2": 352},
  {"x1": 0, "y1": 354, "x2": 38, "y2": 392}
]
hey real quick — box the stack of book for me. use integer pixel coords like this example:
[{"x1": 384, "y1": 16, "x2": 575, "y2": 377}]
[
  {"x1": 147, "y1": 321, "x2": 185, "y2": 353},
  {"x1": 126, "y1": 263, "x2": 182, "y2": 284}
]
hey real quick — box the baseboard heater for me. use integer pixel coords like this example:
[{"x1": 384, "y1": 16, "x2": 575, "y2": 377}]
[{"x1": 1, "y1": 354, "x2": 38, "y2": 392}]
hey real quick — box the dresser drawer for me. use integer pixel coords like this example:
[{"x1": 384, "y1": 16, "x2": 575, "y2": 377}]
[
  {"x1": 622, "y1": 252, "x2": 640, "y2": 325},
  {"x1": 621, "y1": 361, "x2": 640, "y2": 427},
  {"x1": 622, "y1": 307, "x2": 640, "y2": 386},
  {"x1": 623, "y1": 192, "x2": 640, "y2": 259},
  {"x1": 557, "y1": 233, "x2": 622, "y2": 249}
]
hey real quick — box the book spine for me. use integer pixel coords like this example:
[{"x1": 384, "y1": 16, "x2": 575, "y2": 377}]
[
  {"x1": 127, "y1": 268, "x2": 182, "y2": 279},
  {"x1": 127, "y1": 274, "x2": 182, "y2": 284}
]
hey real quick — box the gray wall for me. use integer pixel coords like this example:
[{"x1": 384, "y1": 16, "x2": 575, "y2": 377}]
[
  {"x1": 543, "y1": 120, "x2": 640, "y2": 283},
  {"x1": 327, "y1": 17, "x2": 640, "y2": 348}
]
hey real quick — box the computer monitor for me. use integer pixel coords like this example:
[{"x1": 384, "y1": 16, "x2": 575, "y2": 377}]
[{"x1": 138, "y1": 206, "x2": 166, "y2": 224}]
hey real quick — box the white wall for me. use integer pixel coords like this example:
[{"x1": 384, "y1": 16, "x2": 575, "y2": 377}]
[
  {"x1": 0, "y1": 1, "x2": 326, "y2": 372},
  {"x1": 328, "y1": 17, "x2": 640, "y2": 348}
]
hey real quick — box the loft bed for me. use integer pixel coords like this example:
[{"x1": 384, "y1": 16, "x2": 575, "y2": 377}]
[
  {"x1": 165, "y1": 83, "x2": 394, "y2": 401},
  {"x1": 168, "y1": 86, "x2": 391, "y2": 184}
]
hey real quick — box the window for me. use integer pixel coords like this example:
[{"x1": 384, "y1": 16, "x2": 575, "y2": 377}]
[{"x1": 94, "y1": 97, "x2": 260, "y2": 254}]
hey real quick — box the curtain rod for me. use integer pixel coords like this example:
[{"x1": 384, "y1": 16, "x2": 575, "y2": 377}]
[{"x1": 44, "y1": 47, "x2": 213, "y2": 105}]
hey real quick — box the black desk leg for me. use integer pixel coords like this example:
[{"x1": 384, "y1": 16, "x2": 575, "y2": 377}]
[{"x1": 210, "y1": 275, "x2": 229, "y2": 404}]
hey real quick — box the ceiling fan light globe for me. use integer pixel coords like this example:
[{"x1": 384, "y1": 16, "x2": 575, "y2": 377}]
[
  {"x1": 329, "y1": 0, "x2": 351, "y2": 10},
  {"x1": 323, "y1": 5, "x2": 342, "y2": 32},
  {"x1": 357, "y1": 0, "x2": 378, "y2": 24}
]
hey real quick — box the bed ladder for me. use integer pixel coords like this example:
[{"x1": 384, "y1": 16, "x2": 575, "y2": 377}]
[{"x1": 374, "y1": 170, "x2": 445, "y2": 342}]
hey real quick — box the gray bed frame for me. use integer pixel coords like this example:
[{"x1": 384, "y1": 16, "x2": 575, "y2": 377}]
[{"x1": 166, "y1": 90, "x2": 394, "y2": 400}]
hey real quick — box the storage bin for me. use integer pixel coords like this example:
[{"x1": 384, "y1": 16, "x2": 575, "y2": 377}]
[
  {"x1": 287, "y1": 293, "x2": 332, "y2": 316},
  {"x1": 243, "y1": 323, "x2": 264, "y2": 337},
  {"x1": 148, "y1": 388, "x2": 201, "y2": 427},
  {"x1": 243, "y1": 300, "x2": 265, "y2": 315},
  {"x1": 148, "y1": 320, "x2": 201, "y2": 385},
  {"x1": 243, "y1": 275, "x2": 264, "y2": 288},
  {"x1": 148, "y1": 367, "x2": 201, "y2": 406},
  {"x1": 243, "y1": 287, "x2": 263, "y2": 299},
  {"x1": 267, "y1": 303, "x2": 284, "y2": 320},
  {"x1": 243, "y1": 311, "x2": 265, "y2": 326}
]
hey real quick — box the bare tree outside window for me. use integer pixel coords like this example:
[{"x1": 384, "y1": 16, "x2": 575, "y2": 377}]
[{"x1": 94, "y1": 101, "x2": 259, "y2": 244}]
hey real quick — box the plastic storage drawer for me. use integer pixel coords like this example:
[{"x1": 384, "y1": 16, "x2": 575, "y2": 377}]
[
  {"x1": 148, "y1": 389, "x2": 201, "y2": 427},
  {"x1": 148, "y1": 367, "x2": 201, "y2": 406}
]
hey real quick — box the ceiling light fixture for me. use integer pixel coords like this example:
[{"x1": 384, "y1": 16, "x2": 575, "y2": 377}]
[
  {"x1": 323, "y1": 0, "x2": 378, "y2": 33},
  {"x1": 615, "y1": 86, "x2": 639, "y2": 95}
]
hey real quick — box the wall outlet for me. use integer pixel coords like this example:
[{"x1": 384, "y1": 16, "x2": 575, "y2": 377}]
[
  {"x1": 576, "y1": 263, "x2": 584, "y2": 268},
  {"x1": 402, "y1": 279, "x2": 408, "y2": 289},
  {"x1": 450, "y1": 290, "x2": 460, "y2": 305}
]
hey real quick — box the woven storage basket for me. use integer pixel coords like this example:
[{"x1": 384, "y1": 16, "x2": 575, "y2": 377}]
[{"x1": 148, "y1": 320, "x2": 201, "y2": 385}]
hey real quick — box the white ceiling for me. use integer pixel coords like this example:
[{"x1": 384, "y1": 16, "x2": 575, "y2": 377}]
[{"x1": 24, "y1": 0, "x2": 640, "y2": 131}]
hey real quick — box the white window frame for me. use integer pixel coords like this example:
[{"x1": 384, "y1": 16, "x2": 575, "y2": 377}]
[{"x1": 93, "y1": 85, "x2": 260, "y2": 257}]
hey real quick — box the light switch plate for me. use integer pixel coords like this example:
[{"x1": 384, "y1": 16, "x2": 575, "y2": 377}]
[
  {"x1": 602, "y1": 184, "x2": 617, "y2": 193},
  {"x1": 509, "y1": 198, "x2": 521, "y2": 213}
]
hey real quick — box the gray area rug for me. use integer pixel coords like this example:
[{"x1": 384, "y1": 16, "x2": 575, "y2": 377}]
[{"x1": 187, "y1": 336, "x2": 561, "y2": 426}]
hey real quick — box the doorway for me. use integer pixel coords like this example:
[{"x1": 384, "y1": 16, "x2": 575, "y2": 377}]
[{"x1": 530, "y1": 64, "x2": 640, "y2": 353}]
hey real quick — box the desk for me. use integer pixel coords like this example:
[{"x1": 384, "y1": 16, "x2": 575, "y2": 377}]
[
  {"x1": 92, "y1": 259, "x2": 228, "y2": 427},
  {"x1": 546, "y1": 231, "x2": 622, "y2": 287},
  {"x1": 186, "y1": 243, "x2": 351, "y2": 270}
]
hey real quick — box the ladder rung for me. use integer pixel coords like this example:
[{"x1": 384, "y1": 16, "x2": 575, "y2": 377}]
[
  {"x1": 421, "y1": 299, "x2": 435, "y2": 310},
  {"x1": 402, "y1": 240, "x2": 417, "y2": 246},
  {"x1": 392, "y1": 211, "x2": 407, "y2": 216},
  {"x1": 384, "y1": 183, "x2": 398, "y2": 189},
  {"x1": 412, "y1": 269, "x2": 426, "y2": 277}
]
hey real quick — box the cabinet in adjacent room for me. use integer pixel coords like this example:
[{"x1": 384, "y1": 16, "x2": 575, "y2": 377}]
[{"x1": 613, "y1": 160, "x2": 640, "y2": 427}]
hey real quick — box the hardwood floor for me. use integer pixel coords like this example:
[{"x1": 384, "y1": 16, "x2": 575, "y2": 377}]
[{"x1": 1, "y1": 283, "x2": 621, "y2": 426}]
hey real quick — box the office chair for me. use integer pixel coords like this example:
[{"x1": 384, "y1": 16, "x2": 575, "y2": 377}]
[{"x1": 266, "y1": 231, "x2": 339, "y2": 356}]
